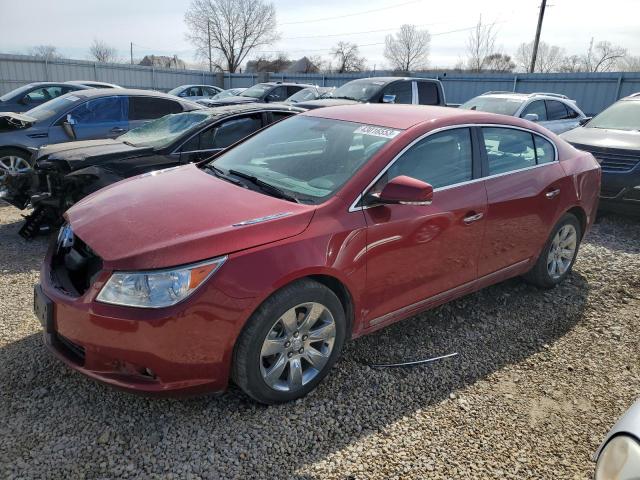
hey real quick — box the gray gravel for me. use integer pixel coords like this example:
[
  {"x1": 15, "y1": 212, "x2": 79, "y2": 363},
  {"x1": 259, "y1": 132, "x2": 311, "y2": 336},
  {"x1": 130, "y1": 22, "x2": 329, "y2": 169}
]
[{"x1": 1, "y1": 203, "x2": 639, "y2": 479}]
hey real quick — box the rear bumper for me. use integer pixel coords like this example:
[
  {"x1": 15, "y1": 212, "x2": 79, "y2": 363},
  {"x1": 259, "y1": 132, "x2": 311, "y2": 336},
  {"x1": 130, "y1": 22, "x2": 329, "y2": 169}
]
[{"x1": 38, "y1": 245, "x2": 255, "y2": 396}]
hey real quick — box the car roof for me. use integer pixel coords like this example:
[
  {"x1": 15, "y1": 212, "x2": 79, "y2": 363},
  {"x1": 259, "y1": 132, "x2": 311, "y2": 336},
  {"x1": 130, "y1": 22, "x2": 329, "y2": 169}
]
[
  {"x1": 200, "y1": 102, "x2": 305, "y2": 118},
  {"x1": 341, "y1": 76, "x2": 440, "y2": 85},
  {"x1": 65, "y1": 81, "x2": 121, "y2": 87},
  {"x1": 69, "y1": 88, "x2": 190, "y2": 100},
  {"x1": 173, "y1": 84, "x2": 219, "y2": 88},
  {"x1": 260, "y1": 82, "x2": 315, "y2": 87},
  {"x1": 302, "y1": 104, "x2": 537, "y2": 130},
  {"x1": 23, "y1": 82, "x2": 92, "y2": 89},
  {"x1": 622, "y1": 92, "x2": 640, "y2": 101},
  {"x1": 477, "y1": 91, "x2": 573, "y2": 101}
]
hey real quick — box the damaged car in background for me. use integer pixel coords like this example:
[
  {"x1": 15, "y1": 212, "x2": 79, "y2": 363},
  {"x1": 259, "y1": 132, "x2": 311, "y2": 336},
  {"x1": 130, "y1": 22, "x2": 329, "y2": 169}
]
[
  {"x1": 0, "y1": 88, "x2": 202, "y2": 184},
  {"x1": 3, "y1": 103, "x2": 302, "y2": 238}
]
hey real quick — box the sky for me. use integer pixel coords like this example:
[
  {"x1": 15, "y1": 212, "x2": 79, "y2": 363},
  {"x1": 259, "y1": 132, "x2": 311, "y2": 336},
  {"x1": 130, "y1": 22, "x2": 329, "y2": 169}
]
[{"x1": 1, "y1": 0, "x2": 639, "y2": 69}]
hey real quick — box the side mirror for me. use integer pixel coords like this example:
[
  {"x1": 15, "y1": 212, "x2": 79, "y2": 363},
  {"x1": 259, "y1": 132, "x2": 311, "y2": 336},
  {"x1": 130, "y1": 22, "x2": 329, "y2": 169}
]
[
  {"x1": 63, "y1": 114, "x2": 76, "y2": 140},
  {"x1": 382, "y1": 94, "x2": 396, "y2": 104},
  {"x1": 579, "y1": 116, "x2": 592, "y2": 126},
  {"x1": 524, "y1": 113, "x2": 539, "y2": 122},
  {"x1": 19, "y1": 95, "x2": 32, "y2": 106},
  {"x1": 375, "y1": 176, "x2": 433, "y2": 206}
]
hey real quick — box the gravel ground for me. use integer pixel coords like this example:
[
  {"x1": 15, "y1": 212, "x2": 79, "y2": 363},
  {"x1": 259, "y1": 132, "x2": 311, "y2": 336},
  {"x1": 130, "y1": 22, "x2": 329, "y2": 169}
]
[{"x1": 1, "y1": 203, "x2": 639, "y2": 479}]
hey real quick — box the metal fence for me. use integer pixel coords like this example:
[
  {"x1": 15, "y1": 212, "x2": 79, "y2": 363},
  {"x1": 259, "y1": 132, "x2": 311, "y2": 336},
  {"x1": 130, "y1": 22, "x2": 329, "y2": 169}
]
[{"x1": 2, "y1": 53, "x2": 640, "y2": 115}]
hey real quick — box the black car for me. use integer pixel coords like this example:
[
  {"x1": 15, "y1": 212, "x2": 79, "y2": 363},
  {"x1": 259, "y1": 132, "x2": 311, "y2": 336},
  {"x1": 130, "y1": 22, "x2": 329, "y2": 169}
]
[
  {"x1": 4, "y1": 103, "x2": 302, "y2": 237},
  {"x1": 198, "y1": 82, "x2": 313, "y2": 107},
  {"x1": 0, "y1": 82, "x2": 92, "y2": 113},
  {"x1": 293, "y1": 77, "x2": 446, "y2": 110},
  {"x1": 561, "y1": 92, "x2": 640, "y2": 215}
]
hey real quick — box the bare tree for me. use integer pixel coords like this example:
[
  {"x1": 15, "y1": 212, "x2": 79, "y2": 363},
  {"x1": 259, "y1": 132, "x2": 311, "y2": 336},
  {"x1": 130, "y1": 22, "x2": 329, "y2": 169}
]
[
  {"x1": 30, "y1": 45, "x2": 61, "y2": 61},
  {"x1": 383, "y1": 24, "x2": 430, "y2": 72},
  {"x1": 483, "y1": 53, "x2": 515, "y2": 72},
  {"x1": 617, "y1": 55, "x2": 640, "y2": 72},
  {"x1": 89, "y1": 39, "x2": 118, "y2": 63},
  {"x1": 246, "y1": 53, "x2": 291, "y2": 72},
  {"x1": 466, "y1": 16, "x2": 497, "y2": 72},
  {"x1": 582, "y1": 39, "x2": 627, "y2": 72},
  {"x1": 515, "y1": 41, "x2": 565, "y2": 73},
  {"x1": 559, "y1": 54, "x2": 584, "y2": 73},
  {"x1": 330, "y1": 42, "x2": 366, "y2": 73},
  {"x1": 184, "y1": 0, "x2": 279, "y2": 73}
]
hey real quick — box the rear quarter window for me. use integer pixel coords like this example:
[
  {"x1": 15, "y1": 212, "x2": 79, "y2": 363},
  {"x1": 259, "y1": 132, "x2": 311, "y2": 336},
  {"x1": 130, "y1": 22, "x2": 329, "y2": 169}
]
[{"x1": 417, "y1": 82, "x2": 440, "y2": 105}]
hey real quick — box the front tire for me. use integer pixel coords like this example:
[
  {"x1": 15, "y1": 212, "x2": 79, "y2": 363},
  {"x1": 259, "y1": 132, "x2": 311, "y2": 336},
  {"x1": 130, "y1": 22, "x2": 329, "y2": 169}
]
[
  {"x1": 231, "y1": 279, "x2": 346, "y2": 404},
  {"x1": 524, "y1": 213, "x2": 582, "y2": 288},
  {"x1": 0, "y1": 148, "x2": 32, "y2": 190}
]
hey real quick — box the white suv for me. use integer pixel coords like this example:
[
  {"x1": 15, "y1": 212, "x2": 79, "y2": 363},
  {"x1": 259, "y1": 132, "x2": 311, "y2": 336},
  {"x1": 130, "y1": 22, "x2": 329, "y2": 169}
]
[{"x1": 460, "y1": 91, "x2": 588, "y2": 134}]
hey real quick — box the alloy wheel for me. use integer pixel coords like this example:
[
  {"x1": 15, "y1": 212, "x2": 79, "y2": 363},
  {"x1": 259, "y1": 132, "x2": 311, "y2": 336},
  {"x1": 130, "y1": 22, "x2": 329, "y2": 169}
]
[
  {"x1": 0, "y1": 155, "x2": 31, "y2": 184},
  {"x1": 260, "y1": 302, "x2": 336, "y2": 392},
  {"x1": 547, "y1": 224, "x2": 577, "y2": 279}
]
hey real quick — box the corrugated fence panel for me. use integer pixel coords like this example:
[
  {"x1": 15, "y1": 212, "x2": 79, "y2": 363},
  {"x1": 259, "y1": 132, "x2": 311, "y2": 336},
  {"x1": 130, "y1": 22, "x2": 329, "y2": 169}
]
[{"x1": 1, "y1": 54, "x2": 639, "y2": 114}]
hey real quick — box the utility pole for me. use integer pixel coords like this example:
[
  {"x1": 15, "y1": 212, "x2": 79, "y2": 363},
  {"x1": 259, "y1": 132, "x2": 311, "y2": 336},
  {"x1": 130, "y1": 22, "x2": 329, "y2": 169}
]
[
  {"x1": 130, "y1": 42, "x2": 133, "y2": 65},
  {"x1": 529, "y1": 0, "x2": 547, "y2": 73},
  {"x1": 207, "y1": 20, "x2": 213, "y2": 73}
]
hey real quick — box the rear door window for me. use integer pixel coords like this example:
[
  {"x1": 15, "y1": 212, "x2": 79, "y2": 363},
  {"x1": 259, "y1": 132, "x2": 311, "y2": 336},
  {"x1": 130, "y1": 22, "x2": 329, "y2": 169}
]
[
  {"x1": 183, "y1": 114, "x2": 263, "y2": 152},
  {"x1": 417, "y1": 81, "x2": 440, "y2": 105},
  {"x1": 482, "y1": 127, "x2": 537, "y2": 175},
  {"x1": 129, "y1": 97, "x2": 183, "y2": 120},
  {"x1": 381, "y1": 81, "x2": 413, "y2": 104},
  {"x1": 521, "y1": 101, "x2": 547, "y2": 121}
]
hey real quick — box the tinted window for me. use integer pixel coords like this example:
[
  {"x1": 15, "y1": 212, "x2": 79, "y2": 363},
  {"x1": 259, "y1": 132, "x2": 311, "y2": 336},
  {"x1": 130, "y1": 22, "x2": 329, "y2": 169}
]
[
  {"x1": 546, "y1": 100, "x2": 570, "y2": 120},
  {"x1": 521, "y1": 101, "x2": 547, "y2": 121},
  {"x1": 204, "y1": 87, "x2": 219, "y2": 96},
  {"x1": 417, "y1": 82, "x2": 440, "y2": 105},
  {"x1": 266, "y1": 86, "x2": 287, "y2": 102},
  {"x1": 482, "y1": 127, "x2": 536, "y2": 175},
  {"x1": 382, "y1": 81, "x2": 412, "y2": 104},
  {"x1": 286, "y1": 86, "x2": 304, "y2": 97},
  {"x1": 129, "y1": 97, "x2": 182, "y2": 120},
  {"x1": 269, "y1": 111, "x2": 295, "y2": 124},
  {"x1": 69, "y1": 96, "x2": 127, "y2": 124},
  {"x1": 375, "y1": 128, "x2": 472, "y2": 191},
  {"x1": 534, "y1": 135, "x2": 555, "y2": 164},
  {"x1": 184, "y1": 115, "x2": 263, "y2": 151}
]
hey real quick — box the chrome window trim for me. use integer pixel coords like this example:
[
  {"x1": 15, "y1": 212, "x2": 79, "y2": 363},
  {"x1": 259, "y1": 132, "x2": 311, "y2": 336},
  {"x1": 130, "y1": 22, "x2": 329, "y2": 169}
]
[{"x1": 348, "y1": 123, "x2": 559, "y2": 213}]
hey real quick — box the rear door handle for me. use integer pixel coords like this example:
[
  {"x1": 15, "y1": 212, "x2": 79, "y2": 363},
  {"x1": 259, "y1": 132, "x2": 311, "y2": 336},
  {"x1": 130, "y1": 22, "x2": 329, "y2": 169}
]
[
  {"x1": 546, "y1": 188, "x2": 560, "y2": 199},
  {"x1": 111, "y1": 127, "x2": 127, "y2": 134},
  {"x1": 463, "y1": 212, "x2": 484, "y2": 224}
]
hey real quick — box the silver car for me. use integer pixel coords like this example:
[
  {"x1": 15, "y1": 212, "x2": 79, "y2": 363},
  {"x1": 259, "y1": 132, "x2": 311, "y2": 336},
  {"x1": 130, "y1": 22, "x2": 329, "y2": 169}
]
[
  {"x1": 168, "y1": 84, "x2": 223, "y2": 101},
  {"x1": 460, "y1": 92, "x2": 588, "y2": 134},
  {"x1": 594, "y1": 399, "x2": 640, "y2": 479}
]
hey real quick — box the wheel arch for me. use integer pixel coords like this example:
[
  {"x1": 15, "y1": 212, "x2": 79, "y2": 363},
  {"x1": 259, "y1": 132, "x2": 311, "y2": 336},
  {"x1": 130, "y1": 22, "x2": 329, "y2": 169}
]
[
  {"x1": 0, "y1": 145, "x2": 33, "y2": 160},
  {"x1": 565, "y1": 205, "x2": 587, "y2": 238}
]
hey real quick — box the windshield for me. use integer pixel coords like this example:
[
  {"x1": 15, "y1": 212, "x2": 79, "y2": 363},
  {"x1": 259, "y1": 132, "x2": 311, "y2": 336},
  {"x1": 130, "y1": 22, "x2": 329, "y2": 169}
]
[
  {"x1": 328, "y1": 79, "x2": 385, "y2": 102},
  {"x1": 212, "y1": 89, "x2": 243, "y2": 100},
  {"x1": 25, "y1": 94, "x2": 82, "y2": 121},
  {"x1": 0, "y1": 84, "x2": 38, "y2": 102},
  {"x1": 119, "y1": 112, "x2": 211, "y2": 148},
  {"x1": 459, "y1": 96, "x2": 524, "y2": 116},
  {"x1": 241, "y1": 84, "x2": 272, "y2": 99},
  {"x1": 587, "y1": 101, "x2": 639, "y2": 131},
  {"x1": 168, "y1": 86, "x2": 185, "y2": 96},
  {"x1": 210, "y1": 116, "x2": 399, "y2": 203},
  {"x1": 286, "y1": 88, "x2": 317, "y2": 103}
]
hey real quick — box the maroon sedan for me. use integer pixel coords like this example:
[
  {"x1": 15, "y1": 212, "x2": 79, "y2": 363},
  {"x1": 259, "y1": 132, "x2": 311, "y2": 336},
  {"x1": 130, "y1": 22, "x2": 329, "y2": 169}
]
[{"x1": 34, "y1": 105, "x2": 600, "y2": 403}]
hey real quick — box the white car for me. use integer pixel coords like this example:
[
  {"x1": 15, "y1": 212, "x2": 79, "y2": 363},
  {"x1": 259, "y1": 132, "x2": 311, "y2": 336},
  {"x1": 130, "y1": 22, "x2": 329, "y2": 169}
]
[
  {"x1": 460, "y1": 92, "x2": 588, "y2": 134},
  {"x1": 593, "y1": 399, "x2": 640, "y2": 479},
  {"x1": 168, "y1": 84, "x2": 223, "y2": 102}
]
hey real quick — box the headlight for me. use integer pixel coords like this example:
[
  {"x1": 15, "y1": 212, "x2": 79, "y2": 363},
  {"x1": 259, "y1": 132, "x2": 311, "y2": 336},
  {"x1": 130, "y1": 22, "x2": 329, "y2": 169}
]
[
  {"x1": 595, "y1": 435, "x2": 640, "y2": 480},
  {"x1": 96, "y1": 256, "x2": 227, "y2": 308}
]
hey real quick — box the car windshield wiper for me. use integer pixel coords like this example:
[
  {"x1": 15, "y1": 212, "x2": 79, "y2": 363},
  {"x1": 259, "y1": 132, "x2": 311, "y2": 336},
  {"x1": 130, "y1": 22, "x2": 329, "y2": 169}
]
[
  {"x1": 331, "y1": 95, "x2": 360, "y2": 101},
  {"x1": 227, "y1": 169, "x2": 300, "y2": 203},
  {"x1": 203, "y1": 164, "x2": 242, "y2": 185}
]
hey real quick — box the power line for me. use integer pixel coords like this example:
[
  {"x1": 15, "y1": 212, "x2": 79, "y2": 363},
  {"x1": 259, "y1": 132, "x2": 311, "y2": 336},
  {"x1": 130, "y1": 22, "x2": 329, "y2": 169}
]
[
  {"x1": 280, "y1": 0, "x2": 423, "y2": 25},
  {"x1": 281, "y1": 22, "x2": 444, "y2": 40}
]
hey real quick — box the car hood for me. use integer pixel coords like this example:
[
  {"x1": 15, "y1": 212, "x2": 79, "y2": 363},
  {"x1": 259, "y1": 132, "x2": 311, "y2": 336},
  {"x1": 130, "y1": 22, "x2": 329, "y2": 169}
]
[
  {"x1": 65, "y1": 163, "x2": 316, "y2": 270},
  {"x1": 293, "y1": 98, "x2": 361, "y2": 110},
  {"x1": 0, "y1": 111, "x2": 37, "y2": 130},
  {"x1": 560, "y1": 126, "x2": 640, "y2": 151},
  {"x1": 37, "y1": 139, "x2": 153, "y2": 171}
]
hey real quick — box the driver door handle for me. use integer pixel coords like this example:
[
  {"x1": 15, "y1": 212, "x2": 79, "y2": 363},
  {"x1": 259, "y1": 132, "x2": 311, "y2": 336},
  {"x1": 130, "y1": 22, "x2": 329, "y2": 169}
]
[
  {"x1": 546, "y1": 188, "x2": 560, "y2": 199},
  {"x1": 463, "y1": 212, "x2": 484, "y2": 224},
  {"x1": 111, "y1": 127, "x2": 127, "y2": 134}
]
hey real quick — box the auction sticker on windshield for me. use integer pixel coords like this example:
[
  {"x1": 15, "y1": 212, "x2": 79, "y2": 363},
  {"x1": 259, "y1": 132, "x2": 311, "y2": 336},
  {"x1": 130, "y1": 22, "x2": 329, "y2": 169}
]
[{"x1": 354, "y1": 125, "x2": 401, "y2": 139}]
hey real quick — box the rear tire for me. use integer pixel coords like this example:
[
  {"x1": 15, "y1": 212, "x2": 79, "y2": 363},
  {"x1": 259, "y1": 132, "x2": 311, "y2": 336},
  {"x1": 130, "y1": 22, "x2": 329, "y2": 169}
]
[
  {"x1": 232, "y1": 279, "x2": 346, "y2": 404},
  {"x1": 524, "y1": 213, "x2": 582, "y2": 289}
]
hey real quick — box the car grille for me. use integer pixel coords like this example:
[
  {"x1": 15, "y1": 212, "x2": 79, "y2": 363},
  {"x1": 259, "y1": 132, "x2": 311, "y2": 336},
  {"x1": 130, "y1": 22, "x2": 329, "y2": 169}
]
[
  {"x1": 575, "y1": 145, "x2": 640, "y2": 172},
  {"x1": 51, "y1": 230, "x2": 103, "y2": 297}
]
